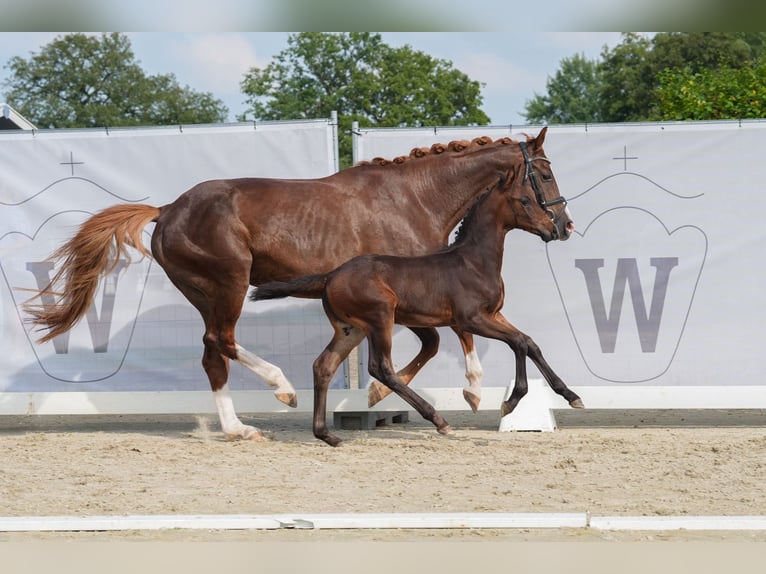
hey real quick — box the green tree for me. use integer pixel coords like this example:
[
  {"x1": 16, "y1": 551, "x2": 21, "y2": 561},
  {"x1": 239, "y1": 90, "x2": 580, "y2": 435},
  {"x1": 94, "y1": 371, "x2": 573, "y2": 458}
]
[
  {"x1": 2, "y1": 33, "x2": 228, "y2": 128},
  {"x1": 240, "y1": 32, "x2": 489, "y2": 168},
  {"x1": 597, "y1": 32, "x2": 656, "y2": 122},
  {"x1": 524, "y1": 32, "x2": 766, "y2": 125},
  {"x1": 524, "y1": 53, "x2": 602, "y2": 124},
  {"x1": 657, "y1": 62, "x2": 766, "y2": 120}
]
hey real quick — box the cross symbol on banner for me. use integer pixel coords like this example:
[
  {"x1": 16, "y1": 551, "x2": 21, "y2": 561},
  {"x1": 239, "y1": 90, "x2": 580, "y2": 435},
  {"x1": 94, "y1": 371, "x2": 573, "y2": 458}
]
[
  {"x1": 60, "y1": 151, "x2": 84, "y2": 176},
  {"x1": 612, "y1": 145, "x2": 638, "y2": 171}
]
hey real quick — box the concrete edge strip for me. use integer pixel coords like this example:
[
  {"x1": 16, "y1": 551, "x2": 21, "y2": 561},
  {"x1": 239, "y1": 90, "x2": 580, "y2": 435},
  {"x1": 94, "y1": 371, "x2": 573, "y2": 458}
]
[{"x1": 2, "y1": 513, "x2": 766, "y2": 532}]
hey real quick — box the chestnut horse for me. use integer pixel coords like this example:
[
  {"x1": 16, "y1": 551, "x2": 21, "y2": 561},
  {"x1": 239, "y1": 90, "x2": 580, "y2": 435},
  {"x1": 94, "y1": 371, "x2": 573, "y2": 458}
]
[
  {"x1": 24, "y1": 127, "x2": 574, "y2": 441},
  {"x1": 253, "y1": 135, "x2": 582, "y2": 446}
]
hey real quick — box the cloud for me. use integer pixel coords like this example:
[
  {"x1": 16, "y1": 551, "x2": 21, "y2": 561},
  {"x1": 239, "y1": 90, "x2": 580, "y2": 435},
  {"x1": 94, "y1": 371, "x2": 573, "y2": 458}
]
[
  {"x1": 456, "y1": 51, "x2": 546, "y2": 98},
  {"x1": 540, "y1": 32, "x2": 625, "y2": 55},
  {"x1": 168, "y1": 34, "x2": 266, "y2": 95}
]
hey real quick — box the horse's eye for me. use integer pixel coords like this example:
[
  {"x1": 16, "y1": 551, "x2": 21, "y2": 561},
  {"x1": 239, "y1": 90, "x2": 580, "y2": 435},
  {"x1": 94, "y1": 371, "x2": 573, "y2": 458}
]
[
  {"x1": 520, "y1": 196, "x2": 531, "y2": 206},
  {"x1": 541, "y1": 173, "x2": 553, "y2": 182}
]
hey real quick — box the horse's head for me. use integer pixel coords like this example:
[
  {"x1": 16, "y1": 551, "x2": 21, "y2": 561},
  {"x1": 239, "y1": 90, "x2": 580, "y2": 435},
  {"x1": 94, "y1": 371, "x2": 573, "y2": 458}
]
[{"x1": 503, "y1": 127, "x2": 574, "y2": 242}]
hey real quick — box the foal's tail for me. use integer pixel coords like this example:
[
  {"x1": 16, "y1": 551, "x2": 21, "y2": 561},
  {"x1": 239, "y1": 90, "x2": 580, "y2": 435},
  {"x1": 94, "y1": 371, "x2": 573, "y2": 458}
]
[
  {"x1": 251, "y1": 274, "x2": 328, "y2": 301},
  {"x1": 24, "y1": 204, "x2": 160, "y2": 343}
]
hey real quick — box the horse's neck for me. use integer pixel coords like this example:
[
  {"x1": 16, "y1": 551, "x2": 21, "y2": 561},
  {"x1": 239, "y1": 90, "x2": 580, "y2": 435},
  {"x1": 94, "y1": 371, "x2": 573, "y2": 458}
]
[{"x1": 410, "y1": 148, "x2": 513, "y2": 238}]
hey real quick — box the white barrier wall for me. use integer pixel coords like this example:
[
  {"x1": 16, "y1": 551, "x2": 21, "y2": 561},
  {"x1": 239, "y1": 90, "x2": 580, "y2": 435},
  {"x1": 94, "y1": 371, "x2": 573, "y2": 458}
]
[
  {"x1": 353, "y1": 121, "x2": 766, "y2": 410},
  {"x1": 0, "y1": 120, "x2": 343, "y2": 413},
  {"x1": 3, "y1": 120, "x2": 765, "y2": 417}
]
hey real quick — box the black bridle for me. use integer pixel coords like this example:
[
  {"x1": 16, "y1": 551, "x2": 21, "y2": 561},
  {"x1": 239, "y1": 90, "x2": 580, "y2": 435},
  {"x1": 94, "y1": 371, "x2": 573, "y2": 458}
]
[{"x1": 518, "y1": 141, "x2": 567, "y2": 220}]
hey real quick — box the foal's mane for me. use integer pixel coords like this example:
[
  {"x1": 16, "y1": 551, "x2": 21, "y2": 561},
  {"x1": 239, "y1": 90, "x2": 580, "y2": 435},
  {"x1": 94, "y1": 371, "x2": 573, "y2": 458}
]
[
  {"x1": 452, "y1": 177, "x2": 506, "y2": 245},
  {"x1": 355, "y1": 134, "x2": 530, "y2": 167}
]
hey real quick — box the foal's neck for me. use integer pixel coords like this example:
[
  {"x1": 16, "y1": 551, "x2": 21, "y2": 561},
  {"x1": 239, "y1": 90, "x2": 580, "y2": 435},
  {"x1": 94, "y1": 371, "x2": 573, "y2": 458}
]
[{"x1": 452, "y1": 195, "x2": 510, "y2": 275}]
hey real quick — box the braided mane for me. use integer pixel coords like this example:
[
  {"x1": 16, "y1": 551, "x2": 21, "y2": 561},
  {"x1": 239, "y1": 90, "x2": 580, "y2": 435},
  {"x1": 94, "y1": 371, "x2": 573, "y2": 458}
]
[{"x1": 356, "y1": 135, "x2": 523, "y2": 167}]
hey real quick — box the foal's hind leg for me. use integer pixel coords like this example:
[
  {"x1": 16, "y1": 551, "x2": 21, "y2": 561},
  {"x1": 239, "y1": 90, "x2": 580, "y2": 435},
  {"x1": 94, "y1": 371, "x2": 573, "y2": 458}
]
[
  {"x1": 367, "y1": 327, "x2": 439, "y2": 407},
  {"x1": 312, "y1": 323, "x2": 366, "y2": 446},
  {"x1": 367, "y1": 324, "x2": 452, "y2": 437}
]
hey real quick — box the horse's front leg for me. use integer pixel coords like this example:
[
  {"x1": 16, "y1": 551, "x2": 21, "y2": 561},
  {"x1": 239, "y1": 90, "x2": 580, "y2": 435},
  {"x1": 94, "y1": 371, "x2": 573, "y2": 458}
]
[{"x1": 452, "y1": 328, "x2": 484, "y2": 413}]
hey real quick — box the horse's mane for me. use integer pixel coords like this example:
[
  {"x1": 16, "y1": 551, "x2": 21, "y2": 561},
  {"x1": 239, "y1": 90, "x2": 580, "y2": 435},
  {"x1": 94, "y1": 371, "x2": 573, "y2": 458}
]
[{"x1": 355, "y1": 134, "x2": 531, "y2": 167}]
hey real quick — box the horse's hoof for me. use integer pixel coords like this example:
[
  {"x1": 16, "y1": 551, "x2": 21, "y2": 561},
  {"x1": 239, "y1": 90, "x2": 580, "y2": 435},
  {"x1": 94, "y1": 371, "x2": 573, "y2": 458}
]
[
  {"x1": 570, "y1": 398, "x2": 585, "y2": 409},
  {"x1": 275, "y1": 392, "x2": 298, "y2": 408},
  {"x1": 225, "y1": 426, "x2": 264, "y2": 441},
  {"x1": 500, "y1": 402, "x2": 513, "y2": 417},
  {"x1": 462, "y1": 388, "x2": 481, "y2": 413},
  {"x1": 437, "y1": 424, "x2": 454, "y2": 436},
  {"x1": 367, "y1": 381, "x2": 390, "y2": 407}
]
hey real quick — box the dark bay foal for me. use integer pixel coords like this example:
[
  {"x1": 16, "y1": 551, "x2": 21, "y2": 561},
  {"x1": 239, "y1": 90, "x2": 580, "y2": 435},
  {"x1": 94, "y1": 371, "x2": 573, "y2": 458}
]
[{"x1": 253, "y1": 134, "x2": 583, "y2": 446}]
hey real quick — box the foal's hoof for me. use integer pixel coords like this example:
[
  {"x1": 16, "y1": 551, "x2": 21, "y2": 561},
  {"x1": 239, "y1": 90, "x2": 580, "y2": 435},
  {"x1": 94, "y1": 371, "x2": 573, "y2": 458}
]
[
  {"x1": 462, "y1": 388, "x2": 481, "y2": 414},
  {"x1": 367, "y1": 381, "x2": 390, "y2": 408},
  {"x1": 569, "y1": 398, "x2": 585, "y2": 409},
  {"x1": 320, "y1": 435, "x2": 344, "y2": 448},
  {"x1": 275, "y1": 392, "x2": 298, "y2": 408}
]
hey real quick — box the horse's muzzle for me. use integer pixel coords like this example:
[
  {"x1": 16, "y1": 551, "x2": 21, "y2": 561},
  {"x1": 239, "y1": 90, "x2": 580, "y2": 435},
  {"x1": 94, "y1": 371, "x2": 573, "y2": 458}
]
[{"x1": 555, "y1": 206, "x2": 575, "y2": 241}]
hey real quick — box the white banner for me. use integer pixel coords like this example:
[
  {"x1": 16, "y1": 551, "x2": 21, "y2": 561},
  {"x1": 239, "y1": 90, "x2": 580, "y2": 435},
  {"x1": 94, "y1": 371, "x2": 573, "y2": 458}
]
[
  {"x1": 0, "y1": 121, "x2": 341, "y2": 396},
  {"x1": 353, "y1": 121, "x2": 766, "y2": 391}
]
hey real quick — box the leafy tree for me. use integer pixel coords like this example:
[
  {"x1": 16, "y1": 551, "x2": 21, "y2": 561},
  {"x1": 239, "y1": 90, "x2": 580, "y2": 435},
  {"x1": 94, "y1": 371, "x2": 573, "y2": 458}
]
[
  {"x1": 2, "y1": 33, "x2": 228, "y2": 129},
  {"x1": 656, "y1": 62, "x2": 766, "y2": 120},
  {"x1": 524, "y1": 53, "x2": 603, "y2": 124},
  {"x1": 240, "y1": 32, "x2": 489, "y2": 168},
  {"x1": 524, "y1": 32, "x2": 766, "y2": 125},
  {"x1": 597, "y1": 32, "x2": 656, "y2": 122}
]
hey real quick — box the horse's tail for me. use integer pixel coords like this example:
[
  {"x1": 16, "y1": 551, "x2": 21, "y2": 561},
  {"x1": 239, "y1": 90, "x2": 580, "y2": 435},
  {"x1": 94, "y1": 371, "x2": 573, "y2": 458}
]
[
  {"x1": 250, "y1": 274, "x2": 329, "y2": 301},
  {"x1": 24, "y1": 204, "x2": 161, "y2": 343}
]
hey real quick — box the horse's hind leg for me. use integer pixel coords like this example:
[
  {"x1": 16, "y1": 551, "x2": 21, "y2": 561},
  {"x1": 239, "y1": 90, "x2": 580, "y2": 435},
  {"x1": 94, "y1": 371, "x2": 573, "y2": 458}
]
[
  {"x1": 367, "y1": 326, "x2": 439, "y2": 407},
  {"x1": 164, "y1": 271, "x2": 297, "y2": 440},
  {"x1": 203, "y1": 347, "x2": 262, "y2": 441}
]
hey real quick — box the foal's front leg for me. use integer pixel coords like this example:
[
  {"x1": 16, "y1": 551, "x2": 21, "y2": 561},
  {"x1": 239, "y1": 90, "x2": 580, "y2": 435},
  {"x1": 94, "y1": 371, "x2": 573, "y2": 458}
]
[{"x1": 463, "y1": 312, "x2": 582, "y2": 416}]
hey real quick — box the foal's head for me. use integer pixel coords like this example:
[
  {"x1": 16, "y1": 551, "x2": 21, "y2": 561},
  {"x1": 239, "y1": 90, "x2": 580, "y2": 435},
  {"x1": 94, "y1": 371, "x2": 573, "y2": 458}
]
[{"x1": 501, "y1": 127, "x2": 574, "y2": 242}]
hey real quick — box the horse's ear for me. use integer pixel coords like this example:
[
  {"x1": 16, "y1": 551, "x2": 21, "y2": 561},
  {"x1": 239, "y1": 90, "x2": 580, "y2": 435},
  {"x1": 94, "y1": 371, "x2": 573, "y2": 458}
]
[{"x1": 535, "y1": 126, "x2": 548, "y2": 148}]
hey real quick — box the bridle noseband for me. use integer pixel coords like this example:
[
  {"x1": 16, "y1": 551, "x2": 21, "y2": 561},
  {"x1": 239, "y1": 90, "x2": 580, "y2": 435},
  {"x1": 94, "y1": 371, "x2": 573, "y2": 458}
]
[{"x1": 518, "y1": 141, "x2": 567, "y2": 221}]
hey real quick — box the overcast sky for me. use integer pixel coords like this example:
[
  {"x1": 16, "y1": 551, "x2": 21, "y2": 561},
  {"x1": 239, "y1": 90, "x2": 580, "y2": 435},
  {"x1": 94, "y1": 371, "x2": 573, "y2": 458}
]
[{"x1": 0, "y1": 32, "x2": 626, "y2": 126}]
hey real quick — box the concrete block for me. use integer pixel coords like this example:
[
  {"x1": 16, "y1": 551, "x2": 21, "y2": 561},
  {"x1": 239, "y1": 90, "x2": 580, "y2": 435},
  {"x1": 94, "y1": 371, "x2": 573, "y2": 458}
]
[{"x1": 333, "y1": 410, "x2": 409, "y2": 430}]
